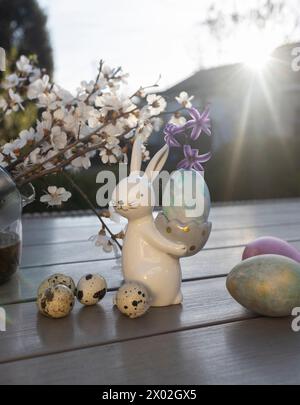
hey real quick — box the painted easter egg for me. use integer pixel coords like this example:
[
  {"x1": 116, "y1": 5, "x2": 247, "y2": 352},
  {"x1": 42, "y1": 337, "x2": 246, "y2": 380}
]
[
  {"x1": 155, "y1": 212, "x2": 211, "y2": 257},
  {"x1": 243, "y1": 236, "x2": 300, "y2": 263},
  {"x1": 162, "y1": 169, "x2": 211, "y2": 225},
  {"x1": 226, "y1": 254, "x2": 300, "y2": 317}
]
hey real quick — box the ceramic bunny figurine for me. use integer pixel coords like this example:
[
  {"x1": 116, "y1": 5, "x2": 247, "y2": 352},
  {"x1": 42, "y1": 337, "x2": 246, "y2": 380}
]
[{"x1": 111, "y1": 137, "x2": 188, "y2": 307}]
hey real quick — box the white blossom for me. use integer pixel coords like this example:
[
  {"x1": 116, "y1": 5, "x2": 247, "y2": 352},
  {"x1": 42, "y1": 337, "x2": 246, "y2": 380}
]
[
  {"x1": 169, "y1": 114, "x2": 187, "y2": 126},
  {"x1": 53, "y1": 108, "x2": 66, "y2": 121},
  {"x1": 29, "y1": 148, "x2": 42, "y2": 164},
  {"x1": 3, "y1": 73, "x2": 19, "y2": 89},
  {"x1": 141, "y1": 144, "x2": 150, "y2": 161},
  {"x1": 71, "y1": 154, "x2": 91, "y2": 170},
  {"x1": 106, "y1": 136, "x2": 119, "y2": 148},
  {"x1": 89, "y1": 232, "x2": 118, "y2": 255},
  {"x1": 27, "y1": 75, "x2": 49, "y2": 99},
  {"x1": 50, "y1": 126, "x2": 68, "y2": 150},
  {"x1": 146, "y1": 94, "x2": 166, "y2": 115},
  {"x1": 63, "y1": 113, "x2": 78, "y2": 132},
  {"x1": 104, "y1": 122, "x2": 122, "y2": 137},
  {"x1": 18, "y1": 128, "x2": 37, "y2": 148},
  {"x1": 16, "y1": 56, "x2": 32, "y2": 74},
  {"x1": 175, "y1": 91, "x2": 194, "y2": 108},
  {"x1": 151, "y1": 117, "x2": 163, "y2": 132},
  {"x1": 99, "y1": 136, "x2": 122, "y2": 164},
  {"x1": 74, "y1": 102, "x2": 94, "y2": 125},
  {"x1": 87, "y1": 108, "x2": 101, "y2": 128},
  {"x1": 99, "y1": 146, "x2": 120, "y2": 164},
  {"x1": 137, "y1": 121, "x2": 153, "y2": 141},
  {"x1": 2, "y1": 141, "x2": 20, "y2": 158},
  {"x1": 108, "y1": 205, "x2": 121, "y2": 223},
  {"x1": 40, "y1": 186, "x2": 72, "y2": 206},
  {"x1": 95, "y1": 93, "x2": 135, "y2": 115},
  {"x1": 8, "y1": 89, "x2": 23, "y2": 110},
  {"x1": 36, "y1": 112, "x2": 52, "y2": 140},
  {"x1": 102, "y1": 64, "x2": 113, "y2": 77},
  {"x1": 54, "y1": 85, "x2": 74, "y2": 104},
  {"x1": 78, "y1": 80, "x2": 95, "y2": 93},
  {"x1": 38, "y1": 92, "x2": 58, "y2": 109},
  {"x1": 122, "y1": 114, "x2": 138, "y2": 129},
  {"x1": 139, "y1": 105, "x2": 152, "y2": 122}
]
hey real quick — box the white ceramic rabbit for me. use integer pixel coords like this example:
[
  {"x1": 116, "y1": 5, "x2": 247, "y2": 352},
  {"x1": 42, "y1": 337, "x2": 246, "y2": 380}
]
[{"x1": 111, "y1": 137, "x2": 188, "y2": 307}]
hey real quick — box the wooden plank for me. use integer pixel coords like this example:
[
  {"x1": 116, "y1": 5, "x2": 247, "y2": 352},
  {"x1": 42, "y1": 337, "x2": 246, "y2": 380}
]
[
  {"x1": 3, "y1": 240, "x2": 300, "y2": 306},
  {"x1": 23, "y1": 222, "x2": 122, "y2": 246},
  {"x1": 0, "y1": 317, "x2": 297, "y2": 385},
  {"x1": 21, "y1": 240, "x2": 120, "y2": 268},
  {"x1": 21, "y1": 220, "x2": 300, "y2": 268},
  {"x1": 0, "y1": 277, "x2": 254, "y2": 364},
  {"x1": 23, "y1": 217, "x2": 300, "y2": 247},
  {"x1": 22, "y1": 198, "x2": 300, "y2": 231}
]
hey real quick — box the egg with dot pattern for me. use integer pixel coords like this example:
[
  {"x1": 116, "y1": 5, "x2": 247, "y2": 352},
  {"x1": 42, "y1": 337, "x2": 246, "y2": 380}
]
[
  {"x1": 162, "y1": 169, "x2": 210, "y2": 225},
  {"x1": 76, "y1": 274, "x2": 107, "y2": 306},
  {"x1": 37, "y1": 273, "x2": 76, "y2": 299},
  {"x1": 114, "y1": 282, "x2": 151, "y2": 318},
  {"x1": 37, "y1": 284, "x2": 75, "y2": 318},
  {"x1": 155, "y1": 213, "x2": 212, "y2": 257}
]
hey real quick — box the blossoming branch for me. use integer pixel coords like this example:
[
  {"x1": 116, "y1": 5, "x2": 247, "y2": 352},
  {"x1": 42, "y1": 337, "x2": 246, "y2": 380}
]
[
  {"x1": 0, "y1": 56, "x2": 170, "y2": 189},
  {"x1": 0, "y1": 55, "x2": 210, "y2": 254}
]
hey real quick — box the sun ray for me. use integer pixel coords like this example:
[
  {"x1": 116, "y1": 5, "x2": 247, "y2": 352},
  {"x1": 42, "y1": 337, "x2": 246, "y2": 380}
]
[{"x1": 224, "y1": 71, "x2": 256, "y2": 200}]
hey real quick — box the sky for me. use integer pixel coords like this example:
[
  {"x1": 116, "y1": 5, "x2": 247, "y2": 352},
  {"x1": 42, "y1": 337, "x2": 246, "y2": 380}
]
[{"x1": 38, "y1": 0, "x2": 300, "y2": 94}]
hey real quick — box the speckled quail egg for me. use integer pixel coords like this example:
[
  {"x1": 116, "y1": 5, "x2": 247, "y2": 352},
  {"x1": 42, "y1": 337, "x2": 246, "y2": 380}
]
[
  {"x1": 37, "y1": 273, "x2": 76, "y2": 299},
  {"x1": 76, "y1": 274, "x2": 107, "y2": 306},
  {"x1": 37, "y1": 284, "x2": 75, "y2": 318},
  {"x1": 114, "y1": 282, "x2": 151, "y2": 318}
]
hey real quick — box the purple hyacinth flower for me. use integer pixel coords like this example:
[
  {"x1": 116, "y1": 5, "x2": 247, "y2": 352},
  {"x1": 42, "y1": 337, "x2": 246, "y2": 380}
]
[
  {"x1": 164, "y1": 123, "x2": 184, "y2": 148},
  {"x1": 177, "y1": 144, "x2": 211, "y2": 172},
  {"x1": 185, "y1": 106, "x2": 211, "y2": 140}
]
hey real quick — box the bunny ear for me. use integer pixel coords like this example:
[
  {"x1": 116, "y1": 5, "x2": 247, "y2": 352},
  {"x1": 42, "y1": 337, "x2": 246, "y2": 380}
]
[
  {"x1": 130, "y1": 136, "x2": 142, "y2": 174},
  {"x1": 145, "y1": 144, "x2": 169, "y2": 181}
]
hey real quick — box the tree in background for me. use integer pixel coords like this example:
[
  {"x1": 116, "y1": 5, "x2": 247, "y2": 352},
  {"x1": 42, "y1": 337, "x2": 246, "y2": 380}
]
[
  {"x1": 197, "y1": 0, "x2": 300, "y2": 67},
  {"x1": 0, "y1": 0, "x2": 53, "y2": 75},
  {"x1": 0, "y1": 0, "x2": 53, "y2": 144}
]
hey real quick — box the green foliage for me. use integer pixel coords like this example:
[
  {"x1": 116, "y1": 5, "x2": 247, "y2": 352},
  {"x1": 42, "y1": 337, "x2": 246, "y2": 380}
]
[
  {"x1": 0, "y1": 103, "x2": 37, "y2": 145},
  {"x1": 0, "y1": 0, "x2": 52, "y2": 144}
]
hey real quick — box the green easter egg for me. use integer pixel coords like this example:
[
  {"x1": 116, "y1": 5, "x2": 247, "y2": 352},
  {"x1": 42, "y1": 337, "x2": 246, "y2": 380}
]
[{"x1": 226, "y1": 254, "x2": 300, "y2": 317}]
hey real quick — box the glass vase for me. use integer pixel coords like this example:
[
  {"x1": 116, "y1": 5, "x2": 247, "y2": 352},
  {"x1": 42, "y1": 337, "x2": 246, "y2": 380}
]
[{"x1": 0, "y1": 167, "x2": 35, "y2": 284}]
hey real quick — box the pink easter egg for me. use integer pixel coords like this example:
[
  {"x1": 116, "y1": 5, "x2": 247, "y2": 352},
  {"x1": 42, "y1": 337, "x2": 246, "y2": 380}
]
[{"x1": 242, "y1": 236, "x2": 300, "y2": 263}]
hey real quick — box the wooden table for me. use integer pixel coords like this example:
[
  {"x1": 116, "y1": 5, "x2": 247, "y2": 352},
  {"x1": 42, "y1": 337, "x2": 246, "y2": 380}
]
[{"x1": 0, "y1": 199, "x2": 300, "y2": 385}]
